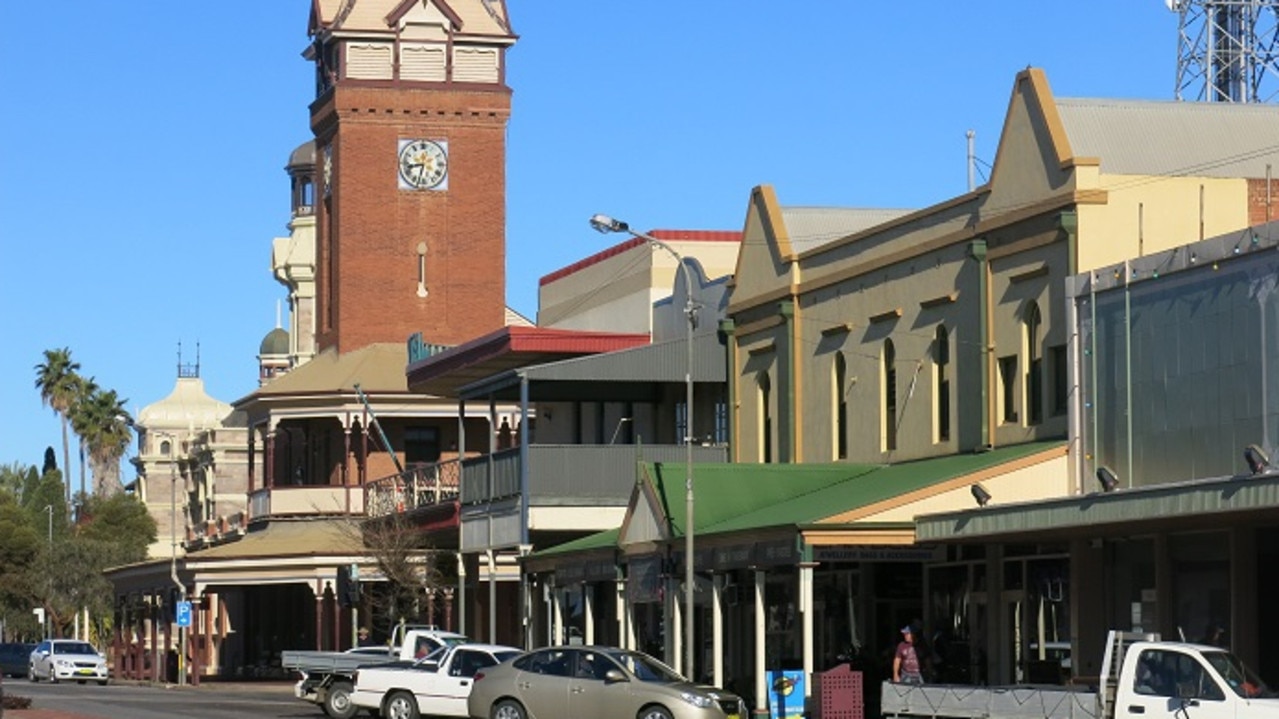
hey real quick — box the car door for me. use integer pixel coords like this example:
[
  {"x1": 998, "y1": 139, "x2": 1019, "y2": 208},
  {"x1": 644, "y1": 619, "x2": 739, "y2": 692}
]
[
  {"x1": 31, "y1": 642, "x2": 49, "y2": 679},
  {"x1": 426, "y1": 649, "x2": 501, "y2": 716},
  {"x1": 515, "y1": 649, "x2": 573, "y2": 718},
  {"x1": 1126, "y1": 648, "x2": 1234, "y2": 719},
  {"x1": 568, "y1": 649, "x2": 635, "y2": 719}
]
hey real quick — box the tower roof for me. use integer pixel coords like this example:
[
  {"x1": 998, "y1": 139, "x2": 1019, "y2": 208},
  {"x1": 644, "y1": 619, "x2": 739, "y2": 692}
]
[
  {"x1": 136, "y1": 376, "x2": 232, "y2": 431},
  {"x1": 260, "y1": 327, "x2": 290, "y2": 356},
  {"x1": 286, "y1": 140, "x2": 316, "y2": 173}
]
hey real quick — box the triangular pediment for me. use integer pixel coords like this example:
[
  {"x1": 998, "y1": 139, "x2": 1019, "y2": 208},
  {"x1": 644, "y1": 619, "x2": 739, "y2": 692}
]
[
  {"x1": 387, "y1": 0, "x2": 462, "y2": 31},
  {"x1": 983, "y1": 68, "x2": 1081, "y2": 213},
  {"x1": 618, "y1": 471, "x2": 670, "y2": 548},
  {"x1": 727, "y1": 185, "x2": 795, "y2": 310}
]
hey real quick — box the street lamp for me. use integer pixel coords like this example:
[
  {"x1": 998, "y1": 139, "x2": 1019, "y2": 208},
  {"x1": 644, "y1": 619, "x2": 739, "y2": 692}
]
[
  {"x1": 136, "y1": 425, "x2": 188, "y2": 686},
  {"x1": 43, "y1": 504, "x2": 53, "y2": 639},
  {"x1": 590, "y1": 214, "x2": 698, "y2": 678}
]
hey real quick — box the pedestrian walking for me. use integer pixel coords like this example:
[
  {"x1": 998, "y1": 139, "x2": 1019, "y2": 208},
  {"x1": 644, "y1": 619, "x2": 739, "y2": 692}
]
[{"x1": 893, "y1": 625, "x2": 924, "y2": 684}]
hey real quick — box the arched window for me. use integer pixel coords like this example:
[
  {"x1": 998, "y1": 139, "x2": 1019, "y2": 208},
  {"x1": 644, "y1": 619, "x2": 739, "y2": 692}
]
[
  {"x1": 1025, "y1": 301, "x2": 1043, "y2": 425},
  {"x1": 883, "y1": 339, "x2": 897, "y2": 452},
  {"x1": 160, "y1": 440, "x2": 171, "y2": 456},
  {"x1": 833, "y1": 353, "x2": 848, "y2": 459},
  {"x1": 935, "y1": 326, "x2": 950, "y2": 442},
  {"x1": 758, "y1": 372, "x2": 773, "y2": 463}
]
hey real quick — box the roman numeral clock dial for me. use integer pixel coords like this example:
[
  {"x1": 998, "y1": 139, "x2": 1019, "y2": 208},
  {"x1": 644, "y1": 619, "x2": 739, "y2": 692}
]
[{"x1": 397, "y1": 139, "x2": 449, "y2": 191}]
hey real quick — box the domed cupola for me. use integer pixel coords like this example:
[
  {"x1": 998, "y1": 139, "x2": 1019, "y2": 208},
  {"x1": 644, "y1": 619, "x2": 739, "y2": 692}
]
[
  {"x1": 258, "y1": 306, "x2": 292, "y2": 385},
  {"x1": 286, "y1": 140, "x2": 316, "y2": 218}
]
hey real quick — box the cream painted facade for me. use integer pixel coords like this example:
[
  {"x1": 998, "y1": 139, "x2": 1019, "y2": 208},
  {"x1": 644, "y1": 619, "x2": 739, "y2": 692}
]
[
  {"x1": 132, "y1": 375, "x2": 250, "y2": 560},
  {"x1": 537, "y1": 232, "x2": 740, "y2": 334},
  {"x1": 727, "y1": 67, "x2": 1279, "y2": 471}
]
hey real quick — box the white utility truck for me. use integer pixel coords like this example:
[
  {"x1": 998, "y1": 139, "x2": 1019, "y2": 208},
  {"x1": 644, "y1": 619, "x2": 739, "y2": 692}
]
[
  {"x1": 882, "y1": 631, "x2": 1277, "y2": 719},
  {"x1": 349, "y1": 642, "x2": 521, "y2": 719},
  {"x1": 282, "y1": 626, "x2": 466, "y2": 719}
]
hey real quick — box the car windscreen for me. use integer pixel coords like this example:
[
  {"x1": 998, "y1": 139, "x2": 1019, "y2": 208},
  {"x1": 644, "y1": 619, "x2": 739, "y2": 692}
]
[
  {"x1": 53, "y1": 642, "x2": 97, "y2": 655},
  {"x1": 1204, "y1": 650, "x2": 1276, "y2": 698}
]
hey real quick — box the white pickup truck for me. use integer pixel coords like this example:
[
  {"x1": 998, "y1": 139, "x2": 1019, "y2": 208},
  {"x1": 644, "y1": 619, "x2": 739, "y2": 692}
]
[
  {"x1": 882, "y1": 631, "x2": 1278, "y2": 719},
  {"x1": 350, "y1": 643, "x2": 521, "y2": 719},
  {"x1": 282, "y1": 627, "x2": 467, "y2": 719}
]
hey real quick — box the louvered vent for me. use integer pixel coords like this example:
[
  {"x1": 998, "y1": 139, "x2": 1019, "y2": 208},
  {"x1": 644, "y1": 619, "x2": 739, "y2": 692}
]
[
  {"x1": 346, "y1": 43, "x2": 392, "y2": 80},
  {"x1": 452, "y1": 47, "x2": 498, "y2": 83},
  {"x1": 401, "y1": 45, "x2": 446, "y2": 82}
]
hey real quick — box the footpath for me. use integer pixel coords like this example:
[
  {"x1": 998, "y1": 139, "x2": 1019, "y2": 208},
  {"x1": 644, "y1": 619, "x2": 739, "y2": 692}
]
[{"x1": 4, "y1": 680, "x2": 294, "y2": 719}]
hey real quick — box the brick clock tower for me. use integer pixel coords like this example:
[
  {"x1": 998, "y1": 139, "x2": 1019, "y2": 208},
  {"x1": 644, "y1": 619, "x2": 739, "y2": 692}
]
[{"x1": 306, "y1": 0, "x2": 516, "y2": 353}]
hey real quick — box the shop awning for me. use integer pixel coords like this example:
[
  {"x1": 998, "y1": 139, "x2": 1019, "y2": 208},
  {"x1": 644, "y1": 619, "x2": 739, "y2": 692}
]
[{"x1": 915, "y1": 471, "x2": 1279, "y2": 543}]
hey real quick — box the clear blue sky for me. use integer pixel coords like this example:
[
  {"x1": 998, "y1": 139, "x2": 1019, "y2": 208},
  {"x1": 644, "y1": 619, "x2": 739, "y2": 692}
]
[{"x1": 0, "y1": 2, "x2": 1179, "y2": 472}]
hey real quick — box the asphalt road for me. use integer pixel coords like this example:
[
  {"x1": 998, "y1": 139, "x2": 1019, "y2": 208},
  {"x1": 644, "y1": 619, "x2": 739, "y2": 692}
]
[{"x1": 5, "y1": 680, "x2": 319, "y2": 719}]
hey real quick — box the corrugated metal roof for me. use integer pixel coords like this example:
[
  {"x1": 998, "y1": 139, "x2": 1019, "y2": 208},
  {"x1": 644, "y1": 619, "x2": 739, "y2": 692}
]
[
  {"x1": 781, "y1": 207, "x2": 913, "y2": 255},
  {"x1": 530, "y1": 440, "x2": 1067, "y2": 557},
  {"x1": 1055, "y1": 97, "x2": 1279, "y2": 178},
  {"x1": 184, "y1": 519, "x2": 358, "y2": 561},
  {"x1": 456, "y1": 331, "x2": 725, "y2": 400},
  {"x1": 242, "y1": 343, "x2": 409, "y2": 399}
]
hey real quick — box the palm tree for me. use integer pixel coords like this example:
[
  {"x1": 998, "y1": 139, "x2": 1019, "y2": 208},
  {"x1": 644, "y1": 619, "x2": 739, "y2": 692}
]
[
  {"x1": 82, "y1": 389, "x2": 131, "y2": 496},
  {"x1": 34, "y1": 348, "x2": 81, "y2": 506},
  {"x1": 68, "y1": 375, "x2": 100, "y2": 499}
]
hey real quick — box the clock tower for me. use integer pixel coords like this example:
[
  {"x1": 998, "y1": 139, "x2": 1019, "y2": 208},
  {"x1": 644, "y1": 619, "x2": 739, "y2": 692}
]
[{"x1": 306, "y1": 0, "x2": 516, "y2": 353}]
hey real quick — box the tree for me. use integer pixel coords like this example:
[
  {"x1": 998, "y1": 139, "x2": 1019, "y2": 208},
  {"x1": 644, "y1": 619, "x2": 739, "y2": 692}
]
[
  {"x1": 334, "y1": 513, "x2": 447, "y2": 631},
  {"x1": 67, "y1": 374, "x2": 99, "y2": 499},
  {"x1": 35, "y1": 347, "x2": 81, "y2": 506},
  {"x1": 71, "y1": 386, "x2": 131, "y2": 496}
]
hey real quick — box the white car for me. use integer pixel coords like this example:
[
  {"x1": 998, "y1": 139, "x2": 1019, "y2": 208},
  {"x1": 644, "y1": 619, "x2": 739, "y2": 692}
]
[
  {"x1": 351, "y1": 643, "x2": 520, "y2": 719},
  {"x1": 28, "y1": 639, "x2": 109, "y2": 685}
]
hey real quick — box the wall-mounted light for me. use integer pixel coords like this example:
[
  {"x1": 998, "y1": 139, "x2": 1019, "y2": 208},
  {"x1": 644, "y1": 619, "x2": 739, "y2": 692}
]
[
  {"x1": 1096, "y1": 466, "x2": 1119, "y2": 492},
  {"x1": 970, "y1": 483, "x2": 992, "y2": 507},
  {"x1": 1244, "y1": 444, "x2": 1271, "y2": 475},
  {"x1": 416, "y1": 242, "x2": 428, "y2": 298}
]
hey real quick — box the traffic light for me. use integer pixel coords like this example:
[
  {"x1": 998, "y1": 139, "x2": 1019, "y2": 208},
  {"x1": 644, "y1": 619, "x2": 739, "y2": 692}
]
[{"x1": 336, "y1": 564, "x2": 360, "y2": 607}]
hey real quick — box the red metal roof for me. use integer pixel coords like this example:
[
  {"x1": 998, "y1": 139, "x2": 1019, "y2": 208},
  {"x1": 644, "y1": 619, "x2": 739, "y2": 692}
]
[
  {"x1": 406, "y1": 325, "x2": 651, "y2": 397},
  {"x1": 539, "y1": 229, "x2": 742, "y2": 286}
]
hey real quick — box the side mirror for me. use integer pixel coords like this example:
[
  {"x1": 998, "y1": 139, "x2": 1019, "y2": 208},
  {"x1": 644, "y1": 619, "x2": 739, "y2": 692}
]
[{"x1": 604, "y1": 669, "x2": 628, "y2": 683}]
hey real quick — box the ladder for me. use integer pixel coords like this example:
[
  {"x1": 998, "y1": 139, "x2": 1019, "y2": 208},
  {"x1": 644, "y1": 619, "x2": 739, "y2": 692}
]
[{"x1": 1098, "y1": 630, "x2": 1160, "y2": 719}]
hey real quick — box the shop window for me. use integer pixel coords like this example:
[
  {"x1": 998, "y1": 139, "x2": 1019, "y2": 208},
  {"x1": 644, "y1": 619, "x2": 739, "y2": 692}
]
[
  {"x1": 833, "y1": 352, "x2": 848, "y2": 459},
  {"x1": 1049, "y1": 344, "x2": 1068, "y2": 416},
  {"x1": 883, "y1": 339, "x2": 897, "y2": 451},
  {"x1": 999, "y1": 355, "x2": 1019, "y2": 423},
  {"x1": 404, "y1": 426, "x2": 440, "y2": 465},
  {"x1": 758, "y1": 372, "x2": 772, "y2": 463},
  {"x1": 1025, "y1": 302, "x2": 1043, "y2": 425},
  {"x1": 935, "y1": 326, "x2": 951, "y2": 442}
]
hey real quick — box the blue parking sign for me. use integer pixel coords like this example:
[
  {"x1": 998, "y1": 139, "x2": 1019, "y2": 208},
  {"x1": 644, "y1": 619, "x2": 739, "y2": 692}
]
[{"x1": 176, "y1": 601, "x2": 192, "y2": 628}]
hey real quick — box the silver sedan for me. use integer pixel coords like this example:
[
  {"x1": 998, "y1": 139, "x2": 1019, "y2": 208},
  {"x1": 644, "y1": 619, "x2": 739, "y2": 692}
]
[{"x1": 467, "y1": 646, "x2": 744, "y2": 719}]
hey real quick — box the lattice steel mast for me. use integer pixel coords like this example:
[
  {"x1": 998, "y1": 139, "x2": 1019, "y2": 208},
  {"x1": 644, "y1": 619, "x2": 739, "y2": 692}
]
[{"x1": 1171, "y1": 0, "x2": 1279, "y2": 102}]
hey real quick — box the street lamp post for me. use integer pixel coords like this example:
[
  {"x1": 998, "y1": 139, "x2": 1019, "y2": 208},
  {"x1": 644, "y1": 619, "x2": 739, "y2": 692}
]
[
  {"x1": 43, "y1": 504, "x2": 53, "y2": 639},
  {"x1": 590, "y1": 214, "x2": 698, "y2": 679},
  {"x1": 141, "y1": 427, "x2": 188, "y2": 686}
]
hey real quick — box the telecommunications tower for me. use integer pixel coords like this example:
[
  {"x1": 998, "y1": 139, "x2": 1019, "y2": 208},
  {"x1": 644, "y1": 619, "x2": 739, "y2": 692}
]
[{"x1": 1170, "y1": 0, "x2": 1279, "y2": 102}]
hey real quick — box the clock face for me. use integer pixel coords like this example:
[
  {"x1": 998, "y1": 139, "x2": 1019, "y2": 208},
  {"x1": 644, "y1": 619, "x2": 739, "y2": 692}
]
[
  {"x1": 397, "y1": 139, "x2": 449, "y2": 190},
  {"x1": 323, "y1": 145, "x2": 333, "y2": 195}
]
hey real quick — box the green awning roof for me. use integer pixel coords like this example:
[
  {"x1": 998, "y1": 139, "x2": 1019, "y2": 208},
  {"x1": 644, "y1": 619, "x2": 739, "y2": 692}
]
[{"x1": 531, "y1": 440, "x2": 1066, "y2": 559}]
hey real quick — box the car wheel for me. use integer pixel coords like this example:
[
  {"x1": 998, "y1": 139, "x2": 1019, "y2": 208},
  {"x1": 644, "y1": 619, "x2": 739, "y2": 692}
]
[
  {"x1": 98, "y1": 680, "x2": 109, "y2": 686},
  {"x1": 323, "y1": 680, "x2": 357, "y2": 719},
  {"x1": 28, "y1": 665, "x2": 38, "y2": 682},
  {"x1": 49, "y1": 672, "x2": 59, "y2": 684},
  {"x1": 491, "y1": 699, "x2": 527, "y2": 719},
  {"x1": 77, "y1": 679, "x2": 86, "y2": 685},
  {"x1": 638, "y1": 706, "x2": 674, "y2": 719},
  {"x1": 383, "y1": 690, "x2": 419, "y2": 719}
]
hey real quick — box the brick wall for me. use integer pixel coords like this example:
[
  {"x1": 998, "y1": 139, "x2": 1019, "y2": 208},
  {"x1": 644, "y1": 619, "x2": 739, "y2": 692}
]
[
  {"x1": 1248, "y1": 177, "x2": 1279, "y2": 227},
  {"x1": 313, "y1": 85, "x2": 512, "y2": 354}
]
